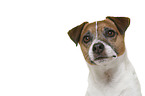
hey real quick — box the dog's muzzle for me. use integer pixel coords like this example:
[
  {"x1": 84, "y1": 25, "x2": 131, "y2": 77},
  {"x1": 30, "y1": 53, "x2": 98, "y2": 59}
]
[{"x1": 89, "y1": 40, "x2": 117, "y2": 65}]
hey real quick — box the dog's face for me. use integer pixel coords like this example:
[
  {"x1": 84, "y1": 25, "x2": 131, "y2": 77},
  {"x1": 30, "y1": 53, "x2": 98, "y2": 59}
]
[{"x1": 68, "y1": 17, "x2": 130, "y2": 65}]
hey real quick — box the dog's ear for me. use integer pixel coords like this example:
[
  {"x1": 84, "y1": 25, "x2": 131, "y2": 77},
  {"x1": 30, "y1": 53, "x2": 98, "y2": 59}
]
[
  {"x1": 68, "y1": 22, "x2": 88, "y2": 46},
  {"x1": 106, "y1": 16, "x2": 130, "y2": 35}
]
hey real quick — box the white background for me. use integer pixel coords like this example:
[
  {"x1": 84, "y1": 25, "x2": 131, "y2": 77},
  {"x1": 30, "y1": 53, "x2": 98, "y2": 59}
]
[{"x1": 0, "y1": 0, "x2": 144, "y2": 96}]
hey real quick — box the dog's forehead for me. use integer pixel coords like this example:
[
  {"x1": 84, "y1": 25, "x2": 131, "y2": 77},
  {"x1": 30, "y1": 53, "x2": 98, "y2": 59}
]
[{"x1": 82, "y1": 19, "x2": 119, "y2": 36}]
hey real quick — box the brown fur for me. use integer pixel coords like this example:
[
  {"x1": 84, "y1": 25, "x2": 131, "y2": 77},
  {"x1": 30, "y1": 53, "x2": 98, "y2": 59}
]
[
  {"x1": 79, "y1": 22, "x2": 96, "y2": 64},
  {"x1": 106, "y1": 16, "x2": 130, "y2": 35}
]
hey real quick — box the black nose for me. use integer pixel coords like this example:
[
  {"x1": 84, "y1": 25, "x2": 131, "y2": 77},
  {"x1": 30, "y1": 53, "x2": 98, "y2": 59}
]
[{"x1": 93, "y1": 43, "x2": 104, "y2": 54}]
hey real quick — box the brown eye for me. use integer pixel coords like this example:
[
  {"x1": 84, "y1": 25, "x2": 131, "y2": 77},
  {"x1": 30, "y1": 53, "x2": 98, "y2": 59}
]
[
  {"x1": 105, "y1": 30, "x2": 115, "y2": 37},
  {"x1": 83, "y1": 36, "x2": 90, "y2": 43}
]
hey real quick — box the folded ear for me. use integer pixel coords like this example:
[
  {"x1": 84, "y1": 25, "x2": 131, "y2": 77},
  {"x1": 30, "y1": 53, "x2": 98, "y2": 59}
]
[
  {"x1": 68, "y1": 22, "x2": 88, "y2": 46},
  {"x1": 106, "y1": 16, "x2": 130, "y2": 35}
]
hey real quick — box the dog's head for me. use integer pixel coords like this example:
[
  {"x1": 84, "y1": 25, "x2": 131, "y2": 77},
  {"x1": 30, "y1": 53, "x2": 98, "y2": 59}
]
[{"x1": 68, "y1": 17, "x2": 130, "y2": 65}]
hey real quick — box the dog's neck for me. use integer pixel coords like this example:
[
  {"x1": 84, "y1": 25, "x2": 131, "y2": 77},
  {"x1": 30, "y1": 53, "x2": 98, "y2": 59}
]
[{"x1": 87, "y1": 51, "x2": 130, "y2": 85}]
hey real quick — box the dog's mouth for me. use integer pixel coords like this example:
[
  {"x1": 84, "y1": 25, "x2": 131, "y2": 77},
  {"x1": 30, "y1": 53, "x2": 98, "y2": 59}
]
[
  {"x1": 94, "y1": 56, "x2": 108, "y2": 60},
  {"x1": 90, "y1": 55, "x2": 117, "y2": 65},
  {"x1": 94, "y1": 55, "x2": 116, "y2": 61}
]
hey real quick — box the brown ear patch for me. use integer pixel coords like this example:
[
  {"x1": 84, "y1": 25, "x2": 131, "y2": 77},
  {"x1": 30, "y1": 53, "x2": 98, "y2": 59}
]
[
  {"x1": 106, "y1": 16, "x2": 130, "y2": 35},
  {"x1": 68, "y1": 22, "x2": 88, "y2": 46}
]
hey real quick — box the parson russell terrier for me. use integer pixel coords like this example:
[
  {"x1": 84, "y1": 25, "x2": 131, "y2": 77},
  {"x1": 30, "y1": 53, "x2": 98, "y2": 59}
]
[{"x1": 68, "y1": 17, "x2": 142, "y2": 96}]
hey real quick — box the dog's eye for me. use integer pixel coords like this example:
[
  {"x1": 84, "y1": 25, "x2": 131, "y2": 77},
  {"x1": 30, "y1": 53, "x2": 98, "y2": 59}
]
[
  {"x1": 105, "y1": 30, "x2": 116, "y2": 37},
  {"x1": 83, "y1": 35, "x2": 91, "y2": 43}
]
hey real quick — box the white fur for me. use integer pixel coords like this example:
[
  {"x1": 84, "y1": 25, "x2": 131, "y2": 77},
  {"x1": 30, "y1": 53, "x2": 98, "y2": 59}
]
[{"x1": 86, "y1": 51, "x2": 142, "y2": 96}]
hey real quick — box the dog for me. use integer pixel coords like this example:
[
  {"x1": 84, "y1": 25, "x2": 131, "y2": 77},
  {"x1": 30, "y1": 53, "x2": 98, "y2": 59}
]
[{"x1": 68, "y1": 16, "x2": 142, "y2": 96}]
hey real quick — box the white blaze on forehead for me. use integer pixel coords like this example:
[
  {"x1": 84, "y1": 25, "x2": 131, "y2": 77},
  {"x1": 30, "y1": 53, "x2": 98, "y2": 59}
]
[{"x1": 96, "y1": 21, "x2": 98, "y2": 40}]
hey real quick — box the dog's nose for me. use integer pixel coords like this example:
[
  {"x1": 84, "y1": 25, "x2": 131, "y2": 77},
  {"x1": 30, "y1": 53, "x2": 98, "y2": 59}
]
[{"x1": 93, "y1": 43, "x2": 104, "y2": 54}]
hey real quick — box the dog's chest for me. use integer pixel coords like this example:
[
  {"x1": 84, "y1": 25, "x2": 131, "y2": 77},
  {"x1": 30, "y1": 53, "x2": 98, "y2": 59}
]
[{"x1": 87, "y1": 67, "x2": 131, "y2": 96}]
